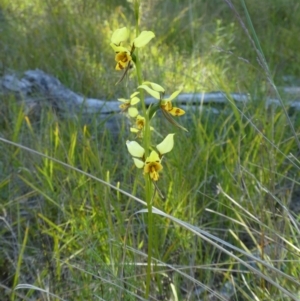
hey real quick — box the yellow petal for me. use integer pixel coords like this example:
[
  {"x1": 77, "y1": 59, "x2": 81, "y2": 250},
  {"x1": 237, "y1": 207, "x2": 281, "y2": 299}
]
[
  {"x1": 130, "y1": 91, "x2": 140, "y2": 98},
  {"x1": 118, "y1": 98, "x2": 129, "y2": 103},
  {"x1": 136, "y1": 115, "x2": 145, "y2": 129},
  {"x1": 150, "y1": 171, "x2": 159, "y2": 181},
  {"x1": 119, "y1": 103, "x2": 129, "y2": 110},
  {"x1": 133, "y1": 31, "x2": 155, "y2": 48},
  {"x1": 133, "y1": 158, "x2": 145, "y2": 168},
  {"x1": 161, "y1": 101, "x2": 173, "y2": 112},
  {"x1": 130, "y1": 127, "x2": 139, "y2": 133},
  {"x1": 130, "y1": 96, "x2": 140, "y2": 105},
  {"x1": 165, "y1": 89, "x2": 182, "y2": 102},
  {"x1": 128, "y1": 107, "x2": 139, "y2": 117},
  {"x1": 145, "y1": 164, "x2": 161, "y2": 181},
  {"x1": 138, "y1": 85, "x2": 161, "y2": 100},
  {"x1": 126, "y1": 140, "x2": 145, "y2": 157},
  {"x1": 111, "y1": 27, "x2": 129, "y2": 45},
  {"x1": 115, "y1": 52, "x2": 131, "y2": 62},
  {"x1": 156, "y1": 134, "x2": 175, "y2": 155},
  {"x1": 143, "y1": 81, "x2": 165, "y2": 93},
  {"x1": 145, "y1": 150, "x2": 161, "y2": 163},
  {"x1": 169, "y1": 107, "x2": 185, "y2": 116},
  {"x1": 115, "y1": 60, "x2": 130, "y2": 70},
  {"x1": 144, "y1": 151, "x2": 163, "y2": 181},
  {"x1": 115, "y1": 62, "x2": 123, "y2": 70},
  {"x1": 110, "y1": 43, "x2": 130, "y2": 53}
]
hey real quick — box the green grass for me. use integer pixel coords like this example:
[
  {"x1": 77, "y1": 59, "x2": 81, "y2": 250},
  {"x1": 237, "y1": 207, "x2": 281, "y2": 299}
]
[{"x1": 1, "y1": 0, "x2": 300, "y2": 300}]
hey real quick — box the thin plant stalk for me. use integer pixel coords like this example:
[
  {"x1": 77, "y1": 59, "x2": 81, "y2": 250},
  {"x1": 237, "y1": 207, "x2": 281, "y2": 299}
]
[
  {"x1": 133, "y1": 1, "x2": 154, "y2": 298},
  {"x1": 224, "y1": 0, "x2": 300, "y2": 152}
]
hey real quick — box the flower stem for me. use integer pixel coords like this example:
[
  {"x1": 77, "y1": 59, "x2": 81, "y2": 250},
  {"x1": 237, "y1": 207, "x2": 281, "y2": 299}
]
[
  {"x1": 134, "y1": 2, "x2": 154, "y2": 298},
  {"x1": 135, "y1": 48, "x2": 153, "y2": 301}
]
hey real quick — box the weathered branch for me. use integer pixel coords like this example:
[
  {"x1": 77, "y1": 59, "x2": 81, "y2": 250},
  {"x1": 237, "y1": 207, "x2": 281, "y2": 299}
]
[{"x1": 1, "y1": 69, "x2": 299, "y2": 133}]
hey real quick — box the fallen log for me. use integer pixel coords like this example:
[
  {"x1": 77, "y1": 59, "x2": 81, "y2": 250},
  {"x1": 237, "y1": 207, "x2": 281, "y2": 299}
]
[{"x1": 1, "y1": 69, "x2": 300, "y2": 133}]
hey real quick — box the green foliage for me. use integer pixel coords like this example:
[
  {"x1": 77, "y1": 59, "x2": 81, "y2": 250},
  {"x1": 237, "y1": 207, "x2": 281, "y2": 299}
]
[{"x1": 1, "y1": 0, "x2": 300, "y2": 300}]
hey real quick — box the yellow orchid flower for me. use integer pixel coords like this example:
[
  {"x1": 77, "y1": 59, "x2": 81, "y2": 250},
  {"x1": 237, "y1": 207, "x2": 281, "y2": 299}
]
[
  {"x1": 135, "y1": 115, "x2": 146, "y2": 130},
  {"x1": 118, "y1": 92, "x2": 140, "y2": 117},
  {"x1": 160, "y1": 89, "x2": 185, "y2": 117},
  {"x1": 138, "y1": 82, "x2": 184, "y2": 116},
  {"x1": 130, "y1": 115, "x2": 146, "y2": 134},
  {"x1": 144, "y1": 151, "x2": 163, "y2": 181},
  {"x1": 126, "y1": 134, "x2": 175, "y2": 181},
  {"x1": 110, "y1": 27, "x2": 155, "y2": 71},
  {"x1": 138, "y1": 82, "x2": 187, "y2": 130},
  {"x1": 130, "y1": 115, "x2": 155, "y2": 137},
  {"x1": 110, "y1": 44, "x2": 132, "y2": 71},
  {"x1": 115, "y1": 51, "x2": 132, "y2": 71},
  {"x1": 130, "y1": 116, "x2": 144, "y2": 137}
]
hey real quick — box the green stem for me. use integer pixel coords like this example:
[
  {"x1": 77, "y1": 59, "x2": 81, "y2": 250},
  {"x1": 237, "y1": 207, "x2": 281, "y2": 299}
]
[
  {"x1": 135, "y1": 49, "x2": 153, "y2": 301},
  {"x1": 133, "y1": 2, "x2": 154, "y2": 298}
]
